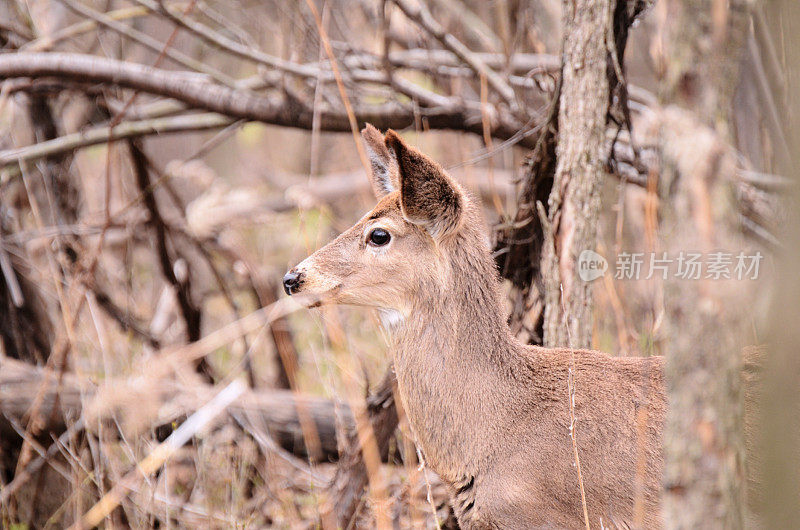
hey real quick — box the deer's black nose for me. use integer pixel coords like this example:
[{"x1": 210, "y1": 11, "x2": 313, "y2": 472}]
[{"x1": 282, "y1": 270, "x2": 303, "y2": 295}]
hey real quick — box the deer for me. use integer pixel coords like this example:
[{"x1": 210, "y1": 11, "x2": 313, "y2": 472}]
[{"x1": 283, "y1": 125, "x2": 666, "y2": 529}]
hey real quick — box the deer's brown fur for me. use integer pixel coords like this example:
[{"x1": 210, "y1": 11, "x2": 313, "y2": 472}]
[{"x1": 285, "y1": 126, "x2": 665, "y2": 529}]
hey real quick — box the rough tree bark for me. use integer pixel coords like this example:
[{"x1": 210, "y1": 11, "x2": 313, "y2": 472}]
[
  {"x1": 540, "y1": 0, "x2": 614, "y2": 349},
  {"x1": 657, "y1": 0, "x2": 752, "y2": 527},
  {"x1": 496, "y1": 0, "x2": 647, "y2": 346}
]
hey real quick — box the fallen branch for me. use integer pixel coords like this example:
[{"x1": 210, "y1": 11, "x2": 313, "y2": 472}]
[{"x1": 0, "y1": 358, "x2": 350, "y2": 462}]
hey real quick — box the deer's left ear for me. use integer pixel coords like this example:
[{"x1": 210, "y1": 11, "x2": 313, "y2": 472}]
[{"x1": 384, "y1": 130, "x2": 464, "y2": 239}]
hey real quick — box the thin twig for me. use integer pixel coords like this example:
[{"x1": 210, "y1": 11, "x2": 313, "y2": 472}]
[
  {"x1": 305, "y1": 0, "x2": 371, "y2": 175},
  {"x1": 416, "y1": 446, "x2": 442, "y2": 529},
  {"x1": 560, "y1": 284, "x2": 591, "y2": 530},
  {"x1": 0, "y1": 240, "x2": 24, "y2": 307},
  {"x1": 128, "y1": 140, "x2": 203, "y2": 348}
]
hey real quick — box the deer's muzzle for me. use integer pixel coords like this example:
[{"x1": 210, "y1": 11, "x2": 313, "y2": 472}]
[{"x1": 282, "y1": 270, "x2": 304, "y2": 295}]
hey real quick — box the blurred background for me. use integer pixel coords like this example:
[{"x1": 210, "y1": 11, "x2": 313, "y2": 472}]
[{"x1": 0, "y1": 0, "x2": 795, "y2": 528}]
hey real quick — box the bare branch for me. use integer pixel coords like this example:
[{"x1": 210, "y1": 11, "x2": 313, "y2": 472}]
[
  {"x1": 391, "y1": 0, "x2": 520, "y2": 113},
  {"x1": 0, "y1": 113, "x2": 235, "y2": 170},
  {"x1": 135, "y1": 0, "x2": 317, "y2": 78},
  {"x1": 128, "y1": 140, "x2": 207, "y2": 375},
  {"x1": 132, "y1": 0, "x2": 552, "y2": 112},
  {"x1": 22, "y1": 5, "x2": 150, "y2": 52},
  {"x1": 342, "y1": 50, "x2": 560, "y2": 77},
  {"x1": 0, "y1": 53, "x2": 542, "y2": 169},
  {"x1": 0, "y1": 53, "x2": 286, "y2": 122},
  {"x1": 55, "y1": 0, "x2": 235, "y2": 85}
]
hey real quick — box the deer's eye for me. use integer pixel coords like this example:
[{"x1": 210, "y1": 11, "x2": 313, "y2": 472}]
[{"x1": 367, "y1": 228, "x2": 391, "y2": 247}]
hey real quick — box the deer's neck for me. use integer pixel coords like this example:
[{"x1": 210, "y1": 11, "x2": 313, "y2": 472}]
[{"x1": 389, "y1": 231, "x2": 528, "y2": 483}]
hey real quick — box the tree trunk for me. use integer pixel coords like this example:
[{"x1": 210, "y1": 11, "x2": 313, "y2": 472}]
[
  {"x1": 758, "y1": 1, "x2": 800, "y2": 527},
  {"x1": 657, "y1": 1, "x2": 752, "y2": 527},
  {"x1": 541, "y1": 0, "x2": 614, "y2": 348},
  {"x1": 496, "y1": 0, "x2": 646, "y2": 346}
]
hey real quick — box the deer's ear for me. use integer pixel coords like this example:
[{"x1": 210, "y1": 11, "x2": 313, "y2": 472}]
[
  {"x1": 361, "y1": 124, "x2": 398, "y2": 199},
  {"x1": 384, "y1": 130, "x2": 464, "y2": 239}
]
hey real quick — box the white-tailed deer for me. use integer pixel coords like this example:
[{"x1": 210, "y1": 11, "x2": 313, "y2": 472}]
[{"x1": 284, "y1": 125, "x2": 665, "y2": 529}]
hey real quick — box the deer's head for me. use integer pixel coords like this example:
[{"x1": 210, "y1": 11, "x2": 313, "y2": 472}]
[{"x1": 283, "y1": 125, "x2": 479, "y2": 315}]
